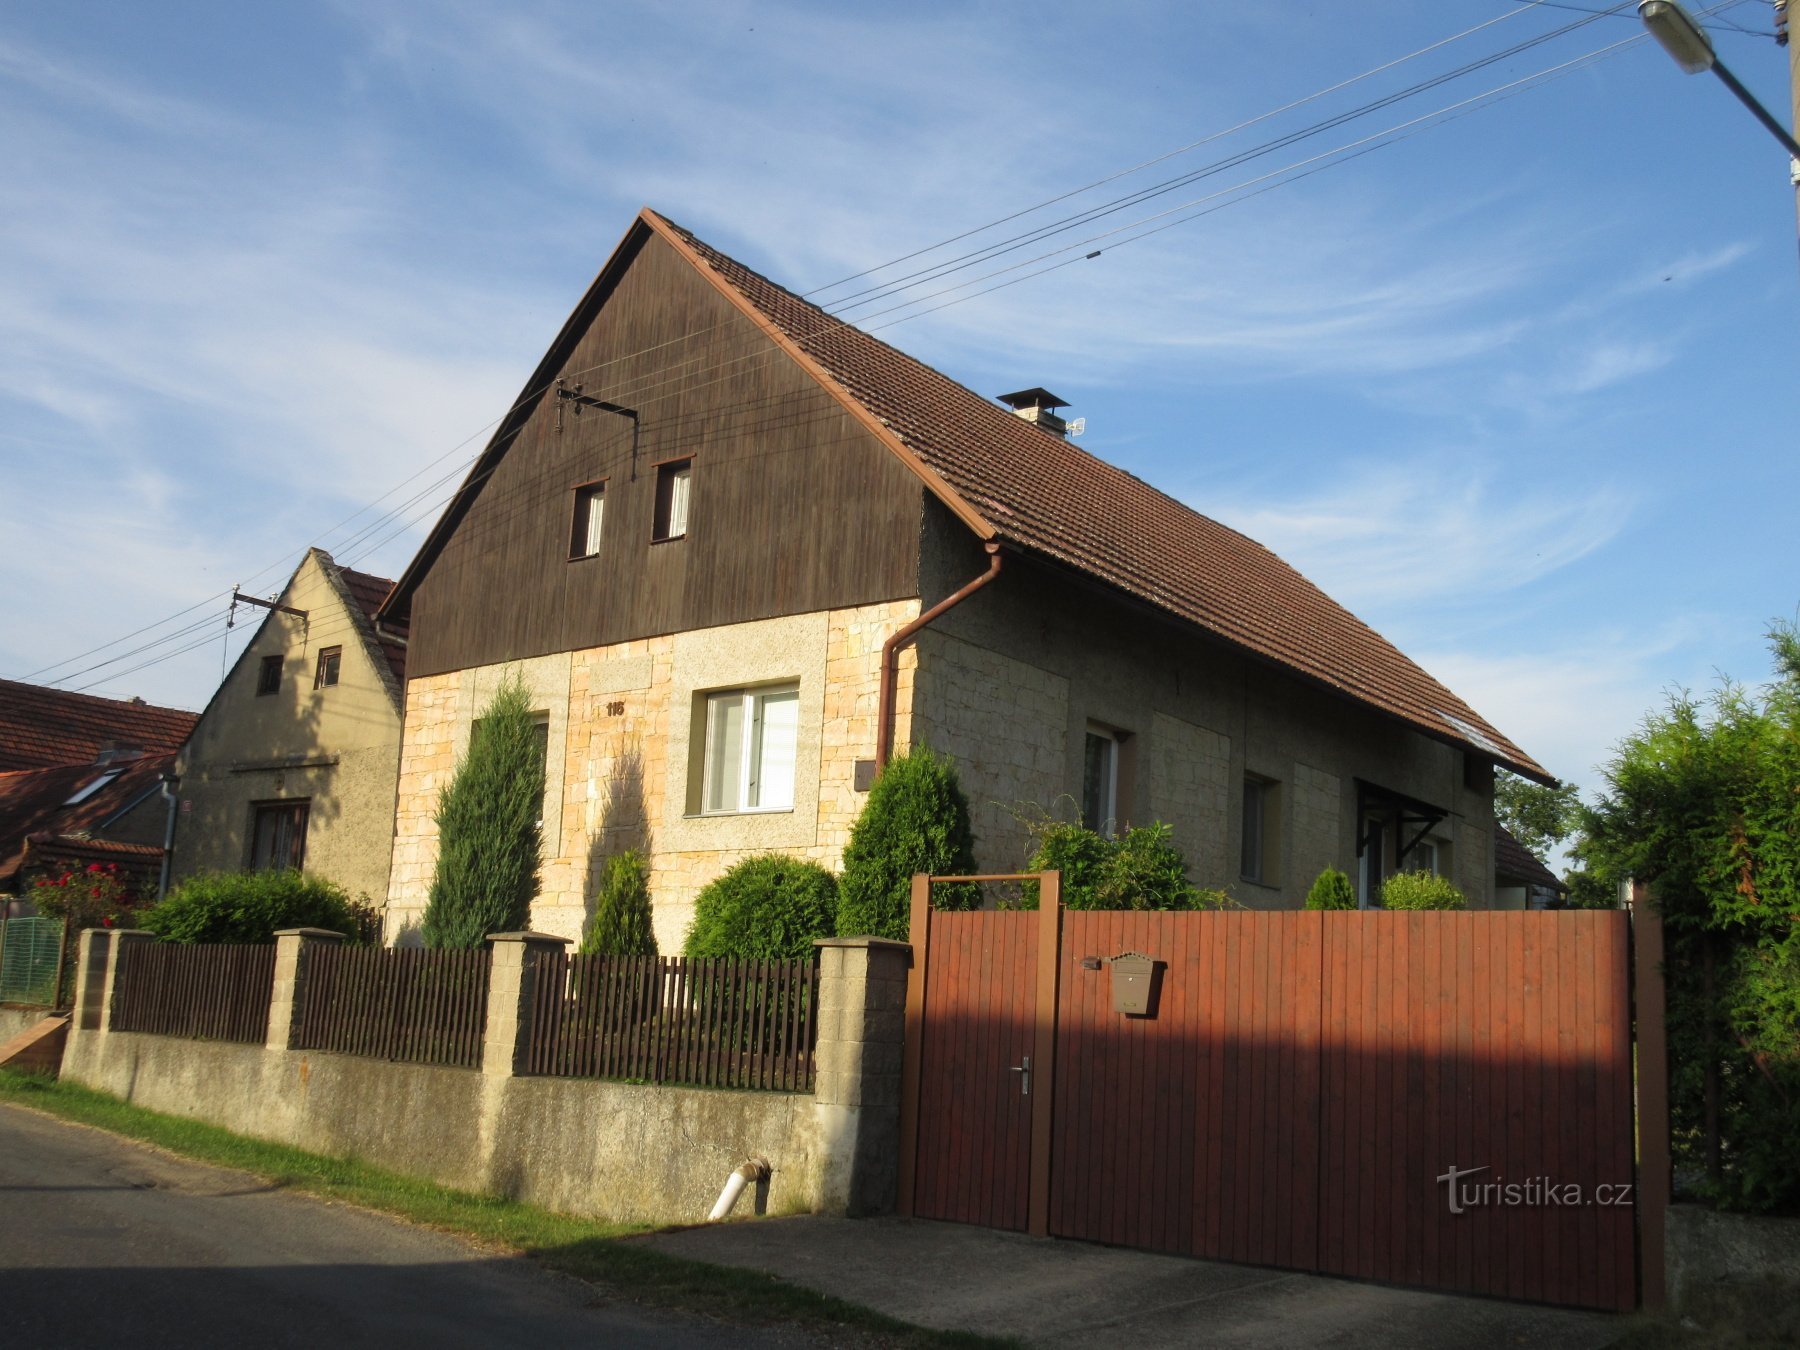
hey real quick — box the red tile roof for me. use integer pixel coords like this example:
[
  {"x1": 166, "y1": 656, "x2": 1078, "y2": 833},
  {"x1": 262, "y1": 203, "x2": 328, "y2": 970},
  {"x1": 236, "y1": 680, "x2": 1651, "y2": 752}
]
[
  {"x1": 0, "y1": 752, "x2": 174, "y2": 884},
  {"x1": 0, "y1": 681, "x2": 197, "y2": 774},
  {"x1": 1493, "y1": 822, "x2": 1562, "y2": 891},
  {"x1": 646, "y1": 210, "x2": 1548, "y2": 781},
  {"x1": 335, "y1": 563, "x2": 406, "y2": 684}
]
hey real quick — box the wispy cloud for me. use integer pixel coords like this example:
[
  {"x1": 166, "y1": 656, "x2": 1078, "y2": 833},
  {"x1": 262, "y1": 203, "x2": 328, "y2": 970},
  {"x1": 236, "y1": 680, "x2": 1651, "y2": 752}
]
[{"x1": 1205, "y1": 459, "x2": 1632, "y2": 611}]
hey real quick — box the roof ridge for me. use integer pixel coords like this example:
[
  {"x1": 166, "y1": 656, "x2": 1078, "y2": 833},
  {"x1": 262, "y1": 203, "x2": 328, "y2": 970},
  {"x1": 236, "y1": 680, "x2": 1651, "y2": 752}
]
[{"x1": 648, "y1": 210, "x2": 1548, "y2": 782}]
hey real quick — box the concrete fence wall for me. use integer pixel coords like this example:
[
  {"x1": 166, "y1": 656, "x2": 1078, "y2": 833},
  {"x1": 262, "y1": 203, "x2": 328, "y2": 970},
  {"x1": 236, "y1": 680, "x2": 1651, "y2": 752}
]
[{"x1": 60, "y1": 928, "x2": 907, "y2": 1225}]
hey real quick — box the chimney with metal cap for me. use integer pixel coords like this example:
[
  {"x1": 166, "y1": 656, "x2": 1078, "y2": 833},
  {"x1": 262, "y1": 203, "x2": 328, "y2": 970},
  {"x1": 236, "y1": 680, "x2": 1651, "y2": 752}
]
[{"x1": 996, "y1": 388, "x2": 1071, "y2": 438}]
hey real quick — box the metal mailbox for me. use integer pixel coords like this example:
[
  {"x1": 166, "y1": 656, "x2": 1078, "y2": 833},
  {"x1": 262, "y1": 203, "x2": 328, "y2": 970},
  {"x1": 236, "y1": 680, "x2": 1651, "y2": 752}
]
[{"x1": 1108, "y1": 952, "x2": 1162, "y2": 1017}]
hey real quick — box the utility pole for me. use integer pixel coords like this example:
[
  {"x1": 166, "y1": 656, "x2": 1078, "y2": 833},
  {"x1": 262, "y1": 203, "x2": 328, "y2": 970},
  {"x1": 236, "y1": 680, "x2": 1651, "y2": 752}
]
[{"x1": 1780, "y1": 2, "x2": 1800, "y2": 246}]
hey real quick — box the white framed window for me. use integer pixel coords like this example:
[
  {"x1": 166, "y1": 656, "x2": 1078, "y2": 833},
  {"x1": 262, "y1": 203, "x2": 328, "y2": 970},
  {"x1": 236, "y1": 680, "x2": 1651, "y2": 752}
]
[
  {"x1": 1407, "y1": 837, "x2": 1440, "y2": 876},
  {"x1": 653, "y1": 459, "x2": 692, "y2": 541},
  {"x1": 1081, "y1": 725, "x2": 1119, "y2": 835},
  {"x1": 700, "y1": 684, "x2": 799, "y2": 814},
  {"x1": 570, "y1": 481, "x2": 605, "y2": 559}
]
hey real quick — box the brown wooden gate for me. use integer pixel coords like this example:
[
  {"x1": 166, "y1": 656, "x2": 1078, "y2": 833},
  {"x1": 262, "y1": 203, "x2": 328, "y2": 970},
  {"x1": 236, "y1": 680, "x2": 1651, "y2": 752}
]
[
  {"x1": 905, "y1": 907, "x2": 1040, "y2": 1229},
  {"x1": 900, "y1": 884, "x2": 1653, "y2": 1313}
]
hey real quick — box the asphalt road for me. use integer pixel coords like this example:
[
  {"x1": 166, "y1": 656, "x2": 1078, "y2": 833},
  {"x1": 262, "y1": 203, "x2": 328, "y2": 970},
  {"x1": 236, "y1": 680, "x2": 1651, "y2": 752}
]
[{"x1": 0, "y1": 1103, "x2": 792, "y2": 1349}]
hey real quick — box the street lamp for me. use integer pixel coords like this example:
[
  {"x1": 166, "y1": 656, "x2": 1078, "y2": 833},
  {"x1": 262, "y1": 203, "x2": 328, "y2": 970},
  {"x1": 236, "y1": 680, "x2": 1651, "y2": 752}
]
[{"x1": 1638, "y1": 1, "x2": 1800, "y2": 159}]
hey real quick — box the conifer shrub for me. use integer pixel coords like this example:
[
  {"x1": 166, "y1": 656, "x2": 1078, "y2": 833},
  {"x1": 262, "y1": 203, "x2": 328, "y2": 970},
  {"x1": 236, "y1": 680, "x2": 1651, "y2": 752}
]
[
  {"x1": 142, "y1": 870, "x2": 362, "y2": 944},
  {"x1": 580, "y1": 850, "x2": 656, "y2": 957},
  {"x1": 422, "y1": 674, "x2": 545, "y2": 949},
  {"x1": 836, "y1": 747, "x2": 978, "y2": 941},
  {"x1": 1304, "y1": 867, "x2": 1357, "y2": 911},
  {"x1": 684, "y1": 854, "x2": 837, "y2": 961},
  {"x1": 1380, "y1": 870, "x2": 1467, "y2": 911}
]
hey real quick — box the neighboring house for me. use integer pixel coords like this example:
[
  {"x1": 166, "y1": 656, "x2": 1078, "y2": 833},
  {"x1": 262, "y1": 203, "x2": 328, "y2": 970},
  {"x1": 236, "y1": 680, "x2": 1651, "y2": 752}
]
[
  {"x1": 376, "y1": 208, "x2": 1553, "y2": 949},
  {"x1": 1492, "y1": 822, "x2": 1568, "y2": 910},
  {"x1": 0, "y1": 680, "x2": 197, "y2": 915},
  {"x1": 0, "y1": 678, "x2": 194, "y2": 773},
  {"x1": 170, "y1": 549, "x2": 407, "y2": 906}
]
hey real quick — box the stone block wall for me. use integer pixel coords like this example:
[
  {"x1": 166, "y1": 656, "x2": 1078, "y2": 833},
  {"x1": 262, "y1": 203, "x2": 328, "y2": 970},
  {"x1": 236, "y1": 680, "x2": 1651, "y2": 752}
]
[{"x1": 387, "y1": 600, "x2": 918, "y2": 951}]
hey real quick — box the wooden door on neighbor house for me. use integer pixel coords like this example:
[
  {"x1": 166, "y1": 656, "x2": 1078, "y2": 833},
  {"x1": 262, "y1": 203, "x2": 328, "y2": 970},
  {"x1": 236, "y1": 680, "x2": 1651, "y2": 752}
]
[{"x1": 908, "y1": 910, "x2": 1039, "y2": 1230}]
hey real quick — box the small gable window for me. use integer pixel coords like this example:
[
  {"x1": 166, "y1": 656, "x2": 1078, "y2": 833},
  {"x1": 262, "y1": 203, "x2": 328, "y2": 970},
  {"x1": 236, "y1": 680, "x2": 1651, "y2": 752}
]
[
  {"x1": 653, "y1": 459, "x2": 692, "y2": 542},
  {"x1": 570, "y1": 481, "x2": 606, "y2": 559},
  {"x1": 256, "y1": 655, "x2": 282, "y2": 697},
  {"x1": 314, "y1": 646, "x2": 342, "y2": 689}
]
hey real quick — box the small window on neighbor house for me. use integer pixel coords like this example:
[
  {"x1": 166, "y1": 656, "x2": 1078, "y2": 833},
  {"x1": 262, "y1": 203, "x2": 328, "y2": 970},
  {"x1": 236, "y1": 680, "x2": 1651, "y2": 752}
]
[
  {"x1": 570, "y1": 481, "x2": 605, "y2": 559},
  {"x1": 1241, "y1": 775, "x2": 1283, "y2": 886},
  {"x1": 1081, "y1": 726, "x2": 1119, "y2": 835},
  {"x1": 652, "y1": 459, "x2": 692, "y2": 541},
  {"x1": 250, "y1": 800, "x2": 309, "y2": 871},
  {"x1": 256, "y1": 654, "x2": 282, "y2": 696},
  {"x1": 314, "y1": 646, "x2": 342, "y2": 689},
  {"x1": 700, "y1": 684, "x2": 799, "y2": 814},
  {"x1": 63, "y1": 769, "x2": 124, "y2": 806}
]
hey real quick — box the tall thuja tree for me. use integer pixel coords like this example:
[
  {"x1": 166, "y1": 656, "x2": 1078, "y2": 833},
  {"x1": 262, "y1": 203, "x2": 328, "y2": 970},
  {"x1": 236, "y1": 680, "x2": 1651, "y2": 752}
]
[
  {"x1": 1581, "y1": 621, "x2": 1800, "y2": 1211},
  {"x1": 422, "y1": 674, "x2": 546, "y2": 948},
  {"x1": 836, "y1": 747, "x2": 977, "y2": 941}
]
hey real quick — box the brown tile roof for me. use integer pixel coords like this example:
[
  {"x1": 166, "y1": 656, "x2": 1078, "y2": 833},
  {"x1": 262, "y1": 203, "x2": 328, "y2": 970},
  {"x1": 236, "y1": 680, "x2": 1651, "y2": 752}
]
[
  {"x1": 335, "y1": 564, "x2": 406, "y2": 684},
  {"x1": 0, "y1": 752, "x2": 174, "y2": 884},
  {"x1": 1493, "y1": 822, "x2": 1562, "y2": 891},
  {"x1": 0, "y1": 680, "x2": 197, "y2": 774},
  {"x1": 646, "y1": 210, "x2": 1548, "y2": 781}
]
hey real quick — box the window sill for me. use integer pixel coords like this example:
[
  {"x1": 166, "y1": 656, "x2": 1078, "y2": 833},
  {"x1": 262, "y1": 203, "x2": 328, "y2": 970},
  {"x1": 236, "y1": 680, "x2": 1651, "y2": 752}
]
[
  {"x1": 1238, "y1": 875, "x2": 1283, "y2": 892},
  {"x1": 567, "y1": 551, "x2": 604, "y2": 564},
  {"x1": 684, "y1": 807, "x2": 795, "y2": 820},
  {"x1": 650, "y1": 534, "x2": 688, "y2": 546}
]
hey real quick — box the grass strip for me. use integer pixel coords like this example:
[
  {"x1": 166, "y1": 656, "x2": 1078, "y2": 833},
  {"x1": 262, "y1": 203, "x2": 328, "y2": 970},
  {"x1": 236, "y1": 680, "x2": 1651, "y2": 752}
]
[{"x1": 0, "y1": 1069, "x2": 1014, "y2": 1348}]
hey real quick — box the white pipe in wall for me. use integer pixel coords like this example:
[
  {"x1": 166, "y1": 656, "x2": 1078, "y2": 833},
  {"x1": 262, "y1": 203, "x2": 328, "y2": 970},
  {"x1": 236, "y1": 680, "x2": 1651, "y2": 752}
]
[{"x1": 708, "y1": 1158, "x2": 771, "y2": 1221}]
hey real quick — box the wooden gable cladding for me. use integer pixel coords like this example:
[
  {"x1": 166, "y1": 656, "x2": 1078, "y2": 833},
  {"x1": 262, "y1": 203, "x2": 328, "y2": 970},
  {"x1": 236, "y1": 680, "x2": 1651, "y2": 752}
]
[{"x1": 406, "y1": 229, "x2": 926, "y2": 679}]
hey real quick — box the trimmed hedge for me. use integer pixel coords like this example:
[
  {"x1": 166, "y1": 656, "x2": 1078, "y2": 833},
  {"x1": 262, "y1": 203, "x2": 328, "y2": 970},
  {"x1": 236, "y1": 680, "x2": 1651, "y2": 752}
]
[
  {"x1": 1024, "y1": 820, "x2": 1226, "y2": 911},
  {"x1": 1380, "y1": 870, "x2": 1467, "y2": 911},
  {"x1": 684, "y1": 855, "x2": 837, "y2": 961},
  {"x1": 142, "y1": 870, "x2": 363, "y2": 944}
]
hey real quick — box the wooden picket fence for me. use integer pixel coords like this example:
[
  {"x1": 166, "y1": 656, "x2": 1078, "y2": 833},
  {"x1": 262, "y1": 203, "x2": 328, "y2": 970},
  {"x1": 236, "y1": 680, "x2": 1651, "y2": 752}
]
[
  {"x1": 294, "y1": 945, "x2": 489, "y2": 1069},
  {"x1": 525, "y1": 952, "x2": 818, "y2": 1092},
  {"x1": 110, "y1": 940, "x2": 276, "y2": 1044}
]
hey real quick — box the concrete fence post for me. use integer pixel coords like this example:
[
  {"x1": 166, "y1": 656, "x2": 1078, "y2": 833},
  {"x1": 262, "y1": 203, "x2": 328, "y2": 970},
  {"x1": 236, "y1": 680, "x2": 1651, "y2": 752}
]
[
  {"x1": 267, "y1": 928, "x2": 346, "y2": 1051},
  {"x1": 99, "y1": 931, "x2": 154, "y2": 1033},
  {"x1": 482, "y1": 932, "x2": 570, "y2": 1078},
  {"x1": 812, "y1": 936, "x2": 910, "y2": 1216},
  {"x1": 72, "y1": 928, "x2": 112, "y2": 1032}
]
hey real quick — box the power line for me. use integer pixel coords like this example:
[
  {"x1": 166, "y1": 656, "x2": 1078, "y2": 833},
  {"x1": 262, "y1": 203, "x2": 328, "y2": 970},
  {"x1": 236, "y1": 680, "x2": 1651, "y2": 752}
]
[{"x1": 22, "y1": 3, "x2": 1732, "y2": 692}]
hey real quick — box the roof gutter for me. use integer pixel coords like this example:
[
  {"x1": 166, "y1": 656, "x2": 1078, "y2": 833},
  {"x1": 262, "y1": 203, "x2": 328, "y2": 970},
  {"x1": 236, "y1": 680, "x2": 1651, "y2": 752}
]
[{"x1": 876, "y1": 543, "x2": 1004, "y2": 768}]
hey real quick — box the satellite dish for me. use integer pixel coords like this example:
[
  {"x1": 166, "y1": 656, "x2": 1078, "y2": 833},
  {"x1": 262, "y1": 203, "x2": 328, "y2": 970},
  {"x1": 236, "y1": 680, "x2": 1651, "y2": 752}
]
[{"x1": 1066, "y1": 417, "x2": 1087, "y2": 437}]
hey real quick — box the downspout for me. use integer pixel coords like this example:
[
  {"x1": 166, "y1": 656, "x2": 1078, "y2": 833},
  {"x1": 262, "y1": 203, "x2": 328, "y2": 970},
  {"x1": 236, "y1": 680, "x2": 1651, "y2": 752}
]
[
  {"x1": 876, "y1": 542, "x2": 1004, "y2": 768},
  {"x1": 157, "y1": 773, "x2": 179, "y2": 901}
]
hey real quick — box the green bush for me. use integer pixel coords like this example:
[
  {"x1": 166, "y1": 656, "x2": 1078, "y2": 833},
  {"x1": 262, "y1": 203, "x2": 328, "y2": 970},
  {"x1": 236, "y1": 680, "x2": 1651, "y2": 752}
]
[
  {"x1": 422, "y1": 674, "x2": 545, "y2": 949},
  {"x1": 685, "y1": 855, "x2": 837, "y2": 960},
  {"x1": 836, "y1": 747, "x2": 977, "y2": 941},
  {"x1": 580, "y1": 850, "x2": 656, "y2": 957},
  {"x1": 1380, "y1": 870, "x2": 1467, "y2": 911},
  {"x1": 142, "y1": 870, "x2": 361, "y2": 944},
  {"x1": 1022, "y1": 818, "x2": 1226, "y2": 911},
  {"x1": 1305, "y1": 867, "x2": 1357, "y2": 910}
]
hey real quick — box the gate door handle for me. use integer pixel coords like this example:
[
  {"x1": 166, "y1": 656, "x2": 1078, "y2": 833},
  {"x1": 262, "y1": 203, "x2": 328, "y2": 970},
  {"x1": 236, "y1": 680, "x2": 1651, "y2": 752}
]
[{"x1": 1008, "y1": 1055, "x2": 1032, "y2": 1097}]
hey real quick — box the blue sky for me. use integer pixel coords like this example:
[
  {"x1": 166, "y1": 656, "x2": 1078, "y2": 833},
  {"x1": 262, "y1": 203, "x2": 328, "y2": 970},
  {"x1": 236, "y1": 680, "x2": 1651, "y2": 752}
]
[{"x1": 2, "y1": 0, "x2": 1794, "y2": 810}]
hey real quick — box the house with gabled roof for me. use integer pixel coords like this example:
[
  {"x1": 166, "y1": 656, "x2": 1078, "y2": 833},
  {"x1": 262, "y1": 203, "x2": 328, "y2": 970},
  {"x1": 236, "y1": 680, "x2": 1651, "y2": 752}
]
[
  {"x1": 0, "y1": 681, "x2": 198, "y2": 914},
  {"x1": 169, "y1": 548, "x2": 407, "y2": 906},
  {"x1": 376, "y1": 208, "x2": 1552, "y2": 949}
]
